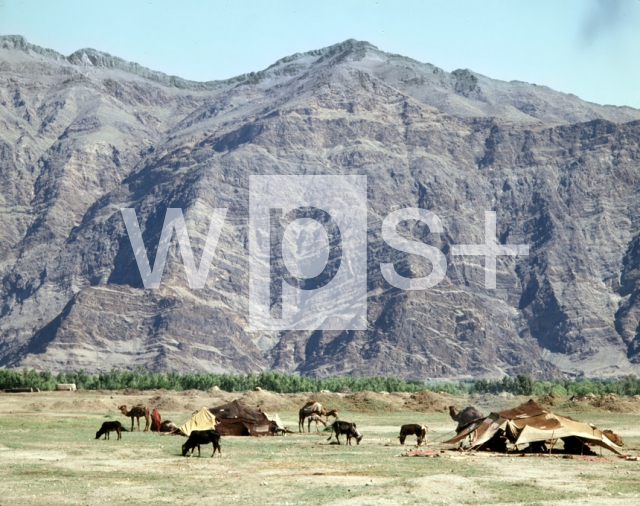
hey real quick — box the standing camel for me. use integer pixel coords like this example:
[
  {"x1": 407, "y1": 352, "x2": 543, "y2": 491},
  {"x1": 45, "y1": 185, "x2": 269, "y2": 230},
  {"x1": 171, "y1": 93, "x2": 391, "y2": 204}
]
[
  {"x1": 298, "y1": 401, "x2": 338, "y2": 432},
  {"x1": 118, "y1": 404, "x2": 150, "y2": 432},
  {"x1": 449, "y1": 405, "x2": 484, "y2": 433}
]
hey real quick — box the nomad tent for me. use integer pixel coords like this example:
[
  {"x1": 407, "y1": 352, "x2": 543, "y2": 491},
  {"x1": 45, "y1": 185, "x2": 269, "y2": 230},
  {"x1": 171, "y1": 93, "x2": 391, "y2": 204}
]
[
  {"x1": 445, "y1": 400, "x2": 622, "y2": 455},
  {"x1": 209, "y1": 400, "x2": 280, "y2": 436},
  {"x1": 177, "y1": 407, "x2": 218, "y2": 437}
]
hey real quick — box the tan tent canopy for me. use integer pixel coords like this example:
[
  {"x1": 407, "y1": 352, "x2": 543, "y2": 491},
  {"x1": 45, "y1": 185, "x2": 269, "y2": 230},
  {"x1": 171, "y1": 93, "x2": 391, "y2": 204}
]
[
  {"x1": 209, "y1": 400, "x2": 279, "y2": 436},
  {"x1": 263, "y1": 412, "x2": 284, "y2": 430},
  {"x1": 178, "y1": 407, "x2": 217, "y2": 437},
  {"x1": 445, "y1": 400, "x2": 622, "y2": 455}
]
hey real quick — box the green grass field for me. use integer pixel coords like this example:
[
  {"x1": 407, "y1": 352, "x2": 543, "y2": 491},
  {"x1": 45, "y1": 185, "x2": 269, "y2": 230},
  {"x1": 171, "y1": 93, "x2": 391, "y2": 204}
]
[{"x1": 1, "y1": 392, "x2": 640, "y2": 505}]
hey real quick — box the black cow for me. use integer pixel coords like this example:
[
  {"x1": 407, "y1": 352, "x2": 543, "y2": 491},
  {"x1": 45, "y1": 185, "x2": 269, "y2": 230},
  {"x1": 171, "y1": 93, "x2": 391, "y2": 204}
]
[
  {"x1": 182, "y1": 430, "x2": 222, "y2": 457},
  {"x1": 326, "y1": 421, "x2": 362, "y2": 445},
  {"x1": 399, "y1": 424, "x2": 428, "y2": 446},
  {"x1": 95, "y1": 421, "x2": 127, "y2": 440}
]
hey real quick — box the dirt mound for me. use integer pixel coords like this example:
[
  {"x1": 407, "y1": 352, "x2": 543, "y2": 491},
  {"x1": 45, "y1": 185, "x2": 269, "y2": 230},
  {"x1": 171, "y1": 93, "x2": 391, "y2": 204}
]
[
  {"x1": 140, "y1": 388, "x2": 171, "y2": 396},
  {"x1": 566, "y1": 393, "x2": 640, "y2": 413},
  {"x1": 147, "y1": 395, "x2": 184, "y2": 412},
  {"x1": 536, "y1": 392, "x2": 569, "y2": 407},
  {"x1": 205, "y1": 390, "x2": 238, "y2": 406},
  {"x1": 342, "y1": 391, "x2": 401, "y2": 412},
  {"x1": 209, "y1": 390, "x2": 410, "y2": 414},
  {"x1": 179, "y1": 389, "x2": 206, "y2": 398},
  {"x1": 590, "y1": 393, "x2": 640, "y2": 413},
  {"x1": 553, "y1": 400, "x2": 599, "y2": 414},
  {"x1": 120, "y1": 388, "x2": 142, "y2": 395},
  {"x1": 238, "y1": 390, "x2": 306, "y2": 412},
  {"x1": 403, "y1": 390, "x2": 452, "y2": 413}
]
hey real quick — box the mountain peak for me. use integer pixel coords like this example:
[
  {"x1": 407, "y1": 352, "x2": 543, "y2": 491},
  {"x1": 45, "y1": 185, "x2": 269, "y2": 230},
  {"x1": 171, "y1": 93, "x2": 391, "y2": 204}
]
[
  {"x1": 0, "y1": 34, "x2": 65, "y2": 60},
  {"x1": 2, "y1": 35, "x2": 639, "y2": 124}
]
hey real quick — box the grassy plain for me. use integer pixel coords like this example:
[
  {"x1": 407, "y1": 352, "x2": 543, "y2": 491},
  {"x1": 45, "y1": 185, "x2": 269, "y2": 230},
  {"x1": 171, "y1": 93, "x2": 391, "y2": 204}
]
[{"x1": 1, "y1": 390, "x2": 639, "y2": 505}]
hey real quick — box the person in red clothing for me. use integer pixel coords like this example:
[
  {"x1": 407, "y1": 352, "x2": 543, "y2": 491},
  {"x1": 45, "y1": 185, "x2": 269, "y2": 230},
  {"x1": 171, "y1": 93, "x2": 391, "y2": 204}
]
[{"x1": 151, "y1": 408, "x2": 162, "y2": 432}]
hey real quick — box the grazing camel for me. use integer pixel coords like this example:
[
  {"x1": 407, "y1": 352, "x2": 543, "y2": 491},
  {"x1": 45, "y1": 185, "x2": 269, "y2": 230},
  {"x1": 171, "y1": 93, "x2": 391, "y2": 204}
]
[
  {"x1": 298, "y1": 401, "x2": 338, "y2": 432},
  {"x1": 449, "y1": 405, "x2": 484, "y2": 433},
  {"x1": 307, "y1": 414, "x2": 327, "y2": 433},
  {"x1": 118, "y1": 404, "x2": 150, "y2": 432}
]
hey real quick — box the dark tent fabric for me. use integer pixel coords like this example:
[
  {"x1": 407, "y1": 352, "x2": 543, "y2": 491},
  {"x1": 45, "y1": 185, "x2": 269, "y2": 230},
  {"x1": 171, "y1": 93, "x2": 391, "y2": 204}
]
[
  {"x1": 444, "y1": 400, "x2": 622, "y2": 454},
  {"x1": 495, "y1": 399, "x2": 547, "y2": 419},
  {"x1": 209, "y1": 400, "x2": 278, "y2": 436}
]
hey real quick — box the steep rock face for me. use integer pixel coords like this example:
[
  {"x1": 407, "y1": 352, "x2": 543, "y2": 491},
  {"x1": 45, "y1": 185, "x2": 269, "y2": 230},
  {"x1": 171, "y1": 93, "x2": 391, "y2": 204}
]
[{"x1": 0, "y1": 36, "x2": 639, "y2": 378}]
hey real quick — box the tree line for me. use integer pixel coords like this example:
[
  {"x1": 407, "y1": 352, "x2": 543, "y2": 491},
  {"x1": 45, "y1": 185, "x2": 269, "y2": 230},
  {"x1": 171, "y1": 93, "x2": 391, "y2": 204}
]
[
  {"x1": 1, "y1": 368, "x2": 640, "y2": 397},
  {"x1": 0, "y1": 368, "x2": 427, "y2": 393}
]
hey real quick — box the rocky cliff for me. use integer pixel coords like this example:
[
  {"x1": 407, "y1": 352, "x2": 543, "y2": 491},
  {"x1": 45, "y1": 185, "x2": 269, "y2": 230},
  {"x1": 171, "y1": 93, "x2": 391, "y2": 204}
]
[{"x1": 1, "y1": 35, "x2": 639, "y2": 378}]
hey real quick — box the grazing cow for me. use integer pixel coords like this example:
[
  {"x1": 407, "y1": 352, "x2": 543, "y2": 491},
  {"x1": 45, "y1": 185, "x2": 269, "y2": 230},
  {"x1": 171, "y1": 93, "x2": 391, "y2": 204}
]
[
  {"x1": 95, "y1": 421, "x2": 127, "y2": 440},
  {"x1": 182, "y1": 430, "x2": 222, "y2": 457},
  {"x1": 399, "y1": 424, "x2": 428, "y2": 446},
  {"x1": 326, "y1": 421, "x2": 362, "y2": 446}
]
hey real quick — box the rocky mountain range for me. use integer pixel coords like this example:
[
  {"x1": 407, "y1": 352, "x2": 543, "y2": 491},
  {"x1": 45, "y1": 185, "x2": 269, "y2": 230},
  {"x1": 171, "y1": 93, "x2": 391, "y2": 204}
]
[{"x1": 1, "y1": 34, "x2": 639, "y2": 379}]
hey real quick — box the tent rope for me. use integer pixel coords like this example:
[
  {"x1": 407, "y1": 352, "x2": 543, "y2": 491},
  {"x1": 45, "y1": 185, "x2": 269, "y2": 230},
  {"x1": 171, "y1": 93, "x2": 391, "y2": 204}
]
[{"x1": 428, "y1": 429, "x2": 456, "y2": 443}]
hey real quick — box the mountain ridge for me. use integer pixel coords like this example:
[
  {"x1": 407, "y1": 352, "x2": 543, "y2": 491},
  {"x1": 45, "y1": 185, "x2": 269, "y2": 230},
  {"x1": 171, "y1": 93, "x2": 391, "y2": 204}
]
[
  {"x1": 3, "y1": 35, "x2": 639, "y2": 122},
  {"x1": 1, "y1": 36, "x2": 639, "y2": 379}
]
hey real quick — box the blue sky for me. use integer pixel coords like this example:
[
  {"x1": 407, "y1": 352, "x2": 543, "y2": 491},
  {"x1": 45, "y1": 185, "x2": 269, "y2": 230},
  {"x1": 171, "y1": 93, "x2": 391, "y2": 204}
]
[{"x1": 1, "y1": 0, "x2": 638, "y2": 108}]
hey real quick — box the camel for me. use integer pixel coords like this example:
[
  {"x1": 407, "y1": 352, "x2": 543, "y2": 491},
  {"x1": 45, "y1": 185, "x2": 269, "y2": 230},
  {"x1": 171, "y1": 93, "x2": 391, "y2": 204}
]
[
  {"x1": 118, "y1": 404, "x2": 150, "y2": 432},
  {"x1": 160, "y1": 420, "x2": 178, "y2": 433},
  {"x1": 602, "y1": 429, "x2": 623, "y2": 447},
  {"x1": 298, "y1": 401, "x2": 338, "y2": 432},
  {"x1": 449, "y1": 405, "x2": 484, "y2": 433},
  {"x1": 307, "y1": 413, "x2": 327, "y2": 433}
]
